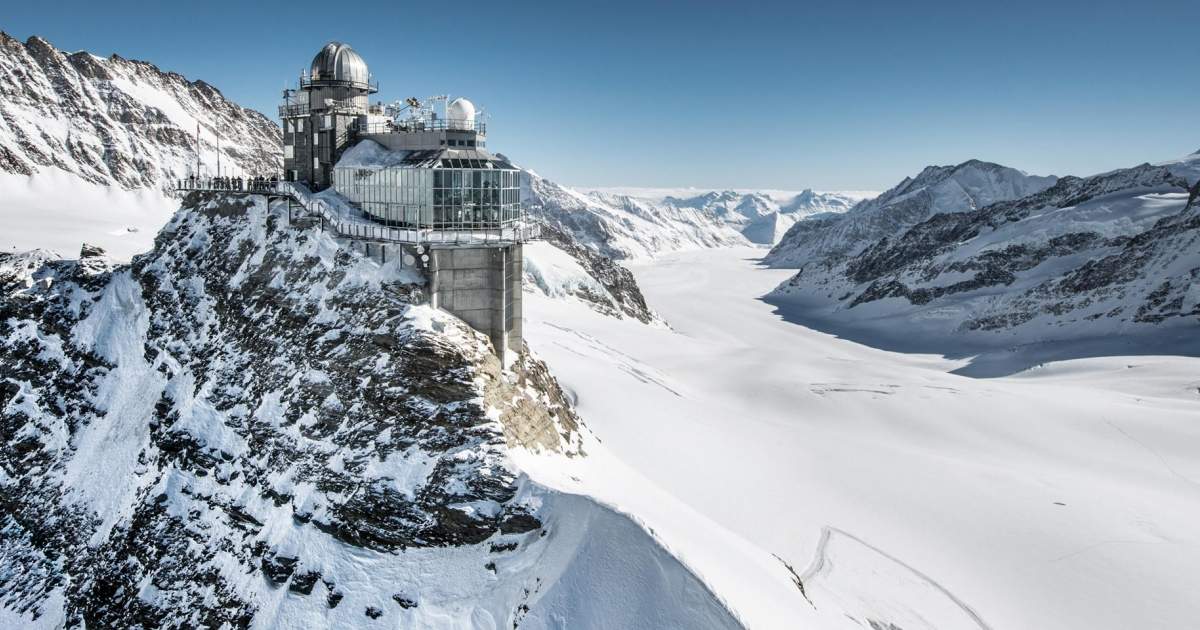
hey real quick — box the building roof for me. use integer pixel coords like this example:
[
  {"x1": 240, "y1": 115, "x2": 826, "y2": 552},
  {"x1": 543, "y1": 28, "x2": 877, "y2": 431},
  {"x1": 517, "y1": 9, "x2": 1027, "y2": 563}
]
[{"x1": 309, "y1": 41, "x2": 370, "y2": 89}]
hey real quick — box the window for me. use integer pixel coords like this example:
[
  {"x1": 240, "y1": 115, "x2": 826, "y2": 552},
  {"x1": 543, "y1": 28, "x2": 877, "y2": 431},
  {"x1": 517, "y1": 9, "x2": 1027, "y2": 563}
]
[
  {"x1": 313, "y1": 133, "x2": 319, "y2": 146},
  {"x1": 286, "y1": 120, "x2": 294, "y2": 133},
  {"x1": 467, "y1": 140, "x2": 476, "y2": 147},
  {"x1": 297, "y1": 119, "x2": 305, "y2": 132},
  {"x1": 284, "y1": 145, "x2": 294, "y2": 159}
]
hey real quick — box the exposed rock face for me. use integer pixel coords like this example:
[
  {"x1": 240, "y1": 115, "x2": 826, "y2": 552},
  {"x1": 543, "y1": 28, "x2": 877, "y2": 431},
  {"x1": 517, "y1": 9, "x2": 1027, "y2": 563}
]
[
  {"x1": 537, "y1": 224, "x2": 657, "y2": 323},
  {"x1": 0, "y1": 32, "x2": 279, "y2": 190},
  {"x1": 0, "y1": 193, "x2": 591, "y2": 627},
  {"x1": 768, "y1": 156, "x2": 1200, "y2": 347}
]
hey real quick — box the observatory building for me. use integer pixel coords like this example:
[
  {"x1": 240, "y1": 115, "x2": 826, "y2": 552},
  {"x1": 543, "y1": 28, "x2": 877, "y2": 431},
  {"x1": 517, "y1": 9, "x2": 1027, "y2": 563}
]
[{"x1": 279, "y1": 42, "x2": 533, "y2": 360}]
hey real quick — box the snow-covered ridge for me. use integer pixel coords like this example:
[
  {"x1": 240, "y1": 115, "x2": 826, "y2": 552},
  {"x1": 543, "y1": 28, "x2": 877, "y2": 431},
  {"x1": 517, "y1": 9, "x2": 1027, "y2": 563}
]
[
  {"x1": 0, "y1": 193, "x2": 739, "y2": 628},
  {"x1": 0, "y1": 32, "x2": 280, "y2": 190},
  {"x1": 765, "y1": 159, "x2": 1056, "y2": 268}
]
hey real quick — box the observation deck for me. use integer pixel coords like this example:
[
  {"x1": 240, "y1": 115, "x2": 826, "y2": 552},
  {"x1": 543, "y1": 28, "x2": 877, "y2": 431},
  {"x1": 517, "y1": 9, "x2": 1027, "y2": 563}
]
[{"x1": 173, "y1": 177, "x2": 539, "y2": 247}]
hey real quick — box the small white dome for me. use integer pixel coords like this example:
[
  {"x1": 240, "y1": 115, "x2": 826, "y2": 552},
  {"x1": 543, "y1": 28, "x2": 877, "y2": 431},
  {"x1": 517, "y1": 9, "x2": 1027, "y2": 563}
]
[{"x1": 446, "y1": 98, "x2": 476, "y2": 130}]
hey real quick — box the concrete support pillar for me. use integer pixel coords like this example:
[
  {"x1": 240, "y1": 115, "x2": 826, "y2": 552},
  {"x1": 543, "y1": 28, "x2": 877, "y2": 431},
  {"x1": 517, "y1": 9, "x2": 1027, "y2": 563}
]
[{"x1": 427, "y1": 244, "x2": 523, "y2": 363}]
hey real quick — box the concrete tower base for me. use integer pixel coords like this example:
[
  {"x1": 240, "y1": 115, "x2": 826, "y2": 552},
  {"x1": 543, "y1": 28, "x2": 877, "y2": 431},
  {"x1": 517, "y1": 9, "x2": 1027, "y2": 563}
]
[{"x1": 428, "y1": 244, "x2": 523, "y2": 361}]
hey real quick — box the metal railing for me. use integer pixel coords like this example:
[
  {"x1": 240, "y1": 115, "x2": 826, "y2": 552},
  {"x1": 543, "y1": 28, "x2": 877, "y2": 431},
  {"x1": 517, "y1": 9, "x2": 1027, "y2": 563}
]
[
  {"x1": 173, "y1": 178, "x2": 539, "y2": 246},
  {"x1": 298, "y1": 76, "x2": 379, "y2": 93},
  {"x1": 278, "y1": 98, "x2": 366, "y2": 118},
  {"x1": 354, "y1": 119, "x2": 486, "y2": 136}
]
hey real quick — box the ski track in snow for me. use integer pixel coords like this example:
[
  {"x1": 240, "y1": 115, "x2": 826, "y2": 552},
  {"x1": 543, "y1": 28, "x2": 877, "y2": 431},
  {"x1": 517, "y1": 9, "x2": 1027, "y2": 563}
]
[
  {"x1": 542, "y1": 322, "x2": 684, "y2": 398},
  {"x1": 798, "y1": 526, "x2": 993, "y2": 630}
]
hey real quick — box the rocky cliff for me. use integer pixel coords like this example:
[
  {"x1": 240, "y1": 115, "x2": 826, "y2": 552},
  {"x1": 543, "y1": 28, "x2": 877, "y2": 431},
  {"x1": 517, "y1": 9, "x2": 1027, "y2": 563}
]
[{"x1": 0, "y1": 193, "x2": 738, "y2": 628}]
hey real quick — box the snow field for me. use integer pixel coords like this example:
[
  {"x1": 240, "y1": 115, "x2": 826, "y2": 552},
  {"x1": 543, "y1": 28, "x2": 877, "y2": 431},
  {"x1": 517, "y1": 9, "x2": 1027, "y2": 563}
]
[{"x1": 517, "y1": 246, "x2": 1200, "y2": 630}]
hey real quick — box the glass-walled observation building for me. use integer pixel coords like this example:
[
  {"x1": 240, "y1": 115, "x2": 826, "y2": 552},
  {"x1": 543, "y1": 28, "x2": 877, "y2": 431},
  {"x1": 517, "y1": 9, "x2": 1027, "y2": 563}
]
[
  {"x1": 331, "y1": 94, "x2": 525, "y2": 230},
  {"x1": 333, "y1": 142, "x2": 523, "y2": 228}
]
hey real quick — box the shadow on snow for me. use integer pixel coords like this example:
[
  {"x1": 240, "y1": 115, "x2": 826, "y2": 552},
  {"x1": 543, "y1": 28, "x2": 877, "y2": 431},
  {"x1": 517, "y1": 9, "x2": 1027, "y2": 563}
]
[{"x1": 751, "y1": 259, "x2": 1200, "y2": 378}]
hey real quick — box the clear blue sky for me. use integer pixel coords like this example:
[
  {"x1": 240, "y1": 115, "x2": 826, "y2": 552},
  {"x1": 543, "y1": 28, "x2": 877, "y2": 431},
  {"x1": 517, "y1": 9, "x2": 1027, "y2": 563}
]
[{"x1": 4, "y1": 0, "x2": 1198, "y2": 190}]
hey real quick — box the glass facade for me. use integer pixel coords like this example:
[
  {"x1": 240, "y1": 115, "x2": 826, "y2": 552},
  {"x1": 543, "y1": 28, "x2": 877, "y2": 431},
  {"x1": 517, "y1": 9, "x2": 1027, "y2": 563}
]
[
  {"x1": 334, "y1": 167, "x2": 433, "y2": 224},
  {"x1": 432, "y1": 168, "x2": 521, "y2": 226},
  {"x1": 334, "y1": 163, "x2": 522, "y2": 228}
]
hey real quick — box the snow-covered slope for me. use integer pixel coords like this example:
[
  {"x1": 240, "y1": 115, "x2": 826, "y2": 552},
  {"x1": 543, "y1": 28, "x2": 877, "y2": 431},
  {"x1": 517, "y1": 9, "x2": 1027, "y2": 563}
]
[
  {"x1": 522, "y1": 235, "x2": 658, "y2": 324},
  {"x1": 767, "y1": 155, "x2": 1199, "y2": 355},
  {"x1": 0, "y1": 33, "x2": 281, "y2": 258},
  {"x1": 0, "y1": 193, "x2": 739, "y2": 628}
]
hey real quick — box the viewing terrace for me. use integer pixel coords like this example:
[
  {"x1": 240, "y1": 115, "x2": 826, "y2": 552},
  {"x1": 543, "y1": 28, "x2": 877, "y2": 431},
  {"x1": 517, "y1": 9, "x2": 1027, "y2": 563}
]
[{"x1": 174, "y1": 177, "x2": 539, "y2": 247}]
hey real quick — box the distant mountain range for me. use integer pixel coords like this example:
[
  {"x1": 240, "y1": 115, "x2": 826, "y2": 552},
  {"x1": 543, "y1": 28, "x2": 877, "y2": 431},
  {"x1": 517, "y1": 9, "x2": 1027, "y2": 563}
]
[{"x1": 524, "y1": 176, "x2": 873, "y2": 262}]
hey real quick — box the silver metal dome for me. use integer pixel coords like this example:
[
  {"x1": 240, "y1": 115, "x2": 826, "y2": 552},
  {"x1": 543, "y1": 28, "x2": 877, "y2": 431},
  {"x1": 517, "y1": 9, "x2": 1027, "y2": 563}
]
[{"x1": 308, "y1": 41, "x2": 370, "y2": 88}]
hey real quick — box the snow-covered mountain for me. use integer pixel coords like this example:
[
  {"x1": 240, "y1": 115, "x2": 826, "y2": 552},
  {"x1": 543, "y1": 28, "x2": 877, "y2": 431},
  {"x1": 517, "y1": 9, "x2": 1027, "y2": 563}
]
[
  {"x1": 767, "y1": 154, "x2": 1200, "y2": 354},
  {"x1": 765, "y1": 160, "x2": 1057, "y2": 267},
  {"x1": 0, "y1": 32, "x2": 279, "y2": 187},
  {"x1": 0, "y1": 32, "x2": 280, "y2": 259},
  {"x1": 0, "y1": 193, "x2": 739, "y2": 629},
  {"x1": 525, "y1": 174, "x2": 872, "y2": 260}
]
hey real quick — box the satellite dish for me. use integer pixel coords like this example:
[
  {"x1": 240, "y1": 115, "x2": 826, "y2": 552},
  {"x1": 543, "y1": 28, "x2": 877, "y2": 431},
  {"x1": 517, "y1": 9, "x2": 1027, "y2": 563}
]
[
  {"x1": 415, "y1": 245, "x2": 425, "y2": 254},
  {"x1": 402, "y1": 254, "x2": 416, "y2": 266},
  {"x1": 421, "y1": 254, "x2": 429, "y2": 262}
]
